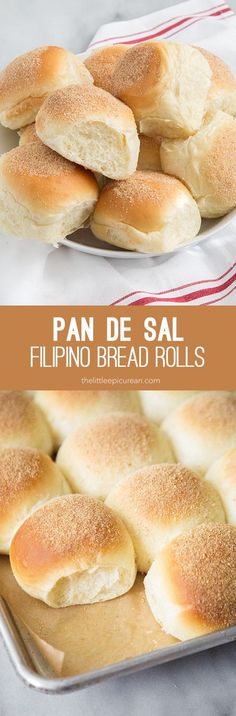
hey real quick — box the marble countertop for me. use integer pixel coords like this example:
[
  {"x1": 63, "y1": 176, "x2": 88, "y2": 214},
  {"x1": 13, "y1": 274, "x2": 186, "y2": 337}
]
[{"x1": 1, "y1": 0, "x2": 236, "y2": 713}]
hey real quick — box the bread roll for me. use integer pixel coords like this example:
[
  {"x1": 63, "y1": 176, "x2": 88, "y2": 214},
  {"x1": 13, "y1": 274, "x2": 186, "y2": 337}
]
[
  {"x1": 57, "y1": 412, "x2": 174, "y2": 499},
  {"x1": 197, "y1": 47, "x2": 236, "y2": 116},
  {"x1": 0, "y1": 392, "x2": 54, "y2": 454},
  {"x1": 0, "y1": 46, "x2": 93, "y2": 130},
  {"x1": 0, "y1": 143, "x2": 98, "y2": 244},
  {"x1": 113, "y1": 41, "x2": 212, "y2": 139},
  {"x1": 91, "y1": 171, "x2": 201, "y2": 254},
  {"x1": 34, "y1": 390, "x2": 141, "y2": 447},
  {"x1": 137, "y1": 134, "x2": 162, "y2": 171},
  {"x1": 36, "y1": 84, "x2": 140, "y2": 180},
  {"x1": 84, "y1": 45, "x2": 127, "y2": 93},
  {"x1": 163, "y1": 392, "x2": 236, "y2": 475},
  {"x1": 10, "y1": 494, "x2": 136, "y2": 607},
  {"x1": 144, "y1": 523, "x2": 236, "y2": 640},
  {"x1": 0, "y1": 448, "x2": 70, "y2": 553},
  {"x1": 18, "y1": 123, "x2": 41, "y2": 146},
  {"x1": 160, "y1": 111, "x2": 236, "y2": 218},
  {"x1": 205, "y1": 449, "x2": 236, "y2": 524},
  {"x1": 106, "y1": 463, "x2": 224, "y2": 572},
  {"x1": 140, "y1": 391, "x2": 201, "y2": 423}
]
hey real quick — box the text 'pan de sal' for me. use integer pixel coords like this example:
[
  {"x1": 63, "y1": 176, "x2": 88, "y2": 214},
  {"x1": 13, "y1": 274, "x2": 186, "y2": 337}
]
[
  {"x1": 196, "y1": 46, "x2": 236, "y2": 116},
  {"x1": 112, "y1": 41, "x2": 212, "y2": 139},
  {"x1": 84, "y1": 45, "x2": 128, "y2": 94},
  {"x1": 10, "y1": 494, "x2": 137, "y2": 608},
  {"x1": 205, "y1": 449, "x2": 236, "y2": 525},
  {"x1": 0, "y1": 391, "x2": 54, "y2": 454},
  {"x1": 36, "y1": 84, "x2": 140, "y2": 180},
  {"x1": 144, "y1": 523, "x2": 236, "y2": 641},
  {"x1": 106, "y1": 463, "x2": 225, "y2": 574},
  {"x1": 162, "y1": 392, "x2": 236, "y2": 475},
  {"x1": 56, "y1": 412, "x2": 174, "y2": 500},
  {"x1": 0, "y1": 143, "x2": 99, "y2": 244},
  {"x1": 91, "y1": 171, "x2": 201, "y2": 254},
  {"x1": 0, "y1": 46, "x2": 93, "y2": 130},
  {"x1": 139, "y1": 390, "x2": 202, "y2": 424},
  {"x1": 0, "y1": 448, "x2": 71, "y2": 554},
  {"x1": 160, "y1": 111, "x2": 236, "y2": 218},
  {"x1": 34, "y1": 390, "x2": 141, "y2": 448}
]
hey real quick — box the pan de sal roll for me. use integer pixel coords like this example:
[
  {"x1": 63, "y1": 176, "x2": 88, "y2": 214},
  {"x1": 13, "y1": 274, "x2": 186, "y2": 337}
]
[
  {"x1": 0, "y1": 143, "x2": 98, "y2": 244},
  {"x1": 163, "y1": 392, "x2": 236, "y2": 475},
  {"x1": 0, "y1": 448, "x2": 70, "y2": 554},
  {"x1": 0, "y1": 46, "x2": 93, "y2": 130},
  {"x1": 84, "y1": 45, "x2": 127, "y2": 94},
  {"x1": 144, "y1": 523, "x2": 236, "y2": 640},
  {"x1": 0, "y1": 392, "x2": 54, "y2": 454},
  {"x1": 34, "y1": 390, "x2": 141, "y2": 447},
  {"x1": 10, "y1": 494, "x2": 136, "y2": 607},
  {"x1": 112, "y1": 42, "x2": 212, "y2": 139},
  {"x1": 160, "y1": 111, "x2": 236, "y2": 218},
  {"x1": 57, "y1": 412, "x2": 174, "y2": 499},
  {"x1": 137, "y1": 134, "x2": 163, "y2": 171},
  {"x1": 139, "y1": 391, "x2": 201, "y2": 423},
  {"x1": 18, "y1": 123, "x2": 41, "y2": 146},
  {"x1": 197, "y1": 47, "x2": 236, "y2": 116},
  {"x1": 91, "y1": 172, "x2": 201, "y2": 253},
  {"x1": 205, "y1": 449, "x2": 236, "y2": 524},
  {"x1": 36, "y1": 84, "x2": 140, "y2": 180},
  {"x1": 106, "y1": 464, "x2": 225, "y2": 573}
]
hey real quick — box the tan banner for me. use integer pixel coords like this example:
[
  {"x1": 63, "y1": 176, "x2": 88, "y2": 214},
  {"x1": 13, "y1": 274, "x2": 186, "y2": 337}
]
[{"x1": 0, "y1": 306, "x2": 234, "y2": 389}]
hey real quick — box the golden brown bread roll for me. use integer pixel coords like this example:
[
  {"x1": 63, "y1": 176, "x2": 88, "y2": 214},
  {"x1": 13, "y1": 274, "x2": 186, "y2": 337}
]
[
  {"x1": 144, "y1": 523, "x2": 236, "y2": 640},
  {"x1": 197, "y1": 47, "x2": 236, "y2": 116},
  {"x1": 205, "y1": 448, "x2": 236, "y2": 524},
  {"x1": 10, "y1": 494, "x2": 137, "y2": 607},
  {"x1": 0, "y1": 392, "x2": 54, "y2": 454},
  {"x1": 91, "y1": 171, "x2": 201, "y2": 254},
  {"x1": 0, "y1": 46, "x2": 93, "y2": 130},
  {"x1": 84, "y1": 45, "x2": 127, "y2": 93},
  {"x1": 18, "y1": 123, "x2": 41, "y2": 146},
  {"x1": 106, "y1": 463, "x2": 225, "y2": 572}
]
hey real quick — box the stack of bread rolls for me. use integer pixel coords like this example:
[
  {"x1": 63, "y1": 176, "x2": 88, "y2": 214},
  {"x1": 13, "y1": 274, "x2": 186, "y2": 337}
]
[
  {"x1": 1, "y1": 389, "x2": 236, "y2": 643},
  {"x1": 0, "y1": 41, "x2": 235, "y2": 253}
]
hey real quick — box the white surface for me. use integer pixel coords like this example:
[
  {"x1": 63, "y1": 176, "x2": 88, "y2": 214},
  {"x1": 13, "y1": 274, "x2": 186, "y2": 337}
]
[{"x1": 0, "y1": 0, "x2": 236, "y2": 304}]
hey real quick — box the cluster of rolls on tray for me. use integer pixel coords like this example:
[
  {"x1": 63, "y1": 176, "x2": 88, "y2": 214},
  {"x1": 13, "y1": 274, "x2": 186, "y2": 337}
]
[
  {"x1": 0, "y1": 42, "x2": 236, "y2": 253},
  {"x1": 1, "y1": 389, "x2": 236, "y2": 642}
]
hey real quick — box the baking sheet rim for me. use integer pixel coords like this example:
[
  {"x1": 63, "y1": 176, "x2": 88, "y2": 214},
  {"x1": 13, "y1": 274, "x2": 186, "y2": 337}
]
[{"x1": 0, "y1": 596, "x2": 236, "y2": 694}]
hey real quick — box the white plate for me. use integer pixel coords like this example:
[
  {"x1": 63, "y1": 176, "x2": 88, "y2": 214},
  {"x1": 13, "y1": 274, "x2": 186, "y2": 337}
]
[
  {"x1": 61, "y1": 209, "x2": 236, "y2": 259},
  {"x1": 1, "y1": 124, "x2": 235, "y2": 259}
]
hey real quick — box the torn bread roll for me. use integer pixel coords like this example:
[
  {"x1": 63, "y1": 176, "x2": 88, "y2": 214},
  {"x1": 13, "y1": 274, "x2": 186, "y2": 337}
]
[
  {"x1": 140, "y1": 391, "x2": 201, "y2": 423},
  {"x1": 137, "y1": 134, "x2": 163, "y2": 171},
  {"x1": 144, "y1": 523, "x2": 236, "y2": 640},
  {"x1": 163, "y1": 392, "x2": 236, "y2": 475},
  {"x1": 34, "y1": 390, "x2": 141, "y2": 448},
  {"x1": 0, "y1": 392, "x2": 54, "y2": 454},
  {"x1": 106, "y1": 463, "x2": 225, "y2": 573},
  {"x1": 197, "y1": 47, "x2": 236, "y2": 116},
  {"x1": 0, "y1": 46, "x2": 93, "y2": 130},
  {"x1": 84, "y1": 45, "x2": 127, "y2": 94},
  {"x1": 0, "y1": 143, "x2": 98, "y2": 244},
  {"x1": 91, "y1": 171, "x2": 201, "y2": 254},
  {"x1": 57, "y1": 412, "x2": 174, "y2": 499},
  {"x1": 36, "y1": 84, "x2": 140, "y2": 180},
  {"x1": 0, "y1": 448, "x2": 70, "y2": 553},
  {"x1": 10, "y1": 494, "x2": 137, "y2": 607},
  {"x1": 113, "y1": 41, "x2": 212, "y2": 139},
  {"x1": 205, "y1": 449, "x2": 236, "y2": 524},
  {"x1": 160, "y1": 111, "x2": 236, "y2": 218}
]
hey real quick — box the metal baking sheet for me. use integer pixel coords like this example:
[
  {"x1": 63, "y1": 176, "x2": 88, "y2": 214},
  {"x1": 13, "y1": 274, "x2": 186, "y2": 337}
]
[{"x1": 0, "y1": 556, "x2": 236, "y2": 694}]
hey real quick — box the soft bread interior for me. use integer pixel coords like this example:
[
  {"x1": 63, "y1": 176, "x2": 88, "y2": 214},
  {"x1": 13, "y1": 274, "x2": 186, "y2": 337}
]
[
  {"x1": 42, "y1": 121, "x2": 139, "y2": 179},
  {"x1": 47, "y1": 565, "x2": 135, "y2": 608}
]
